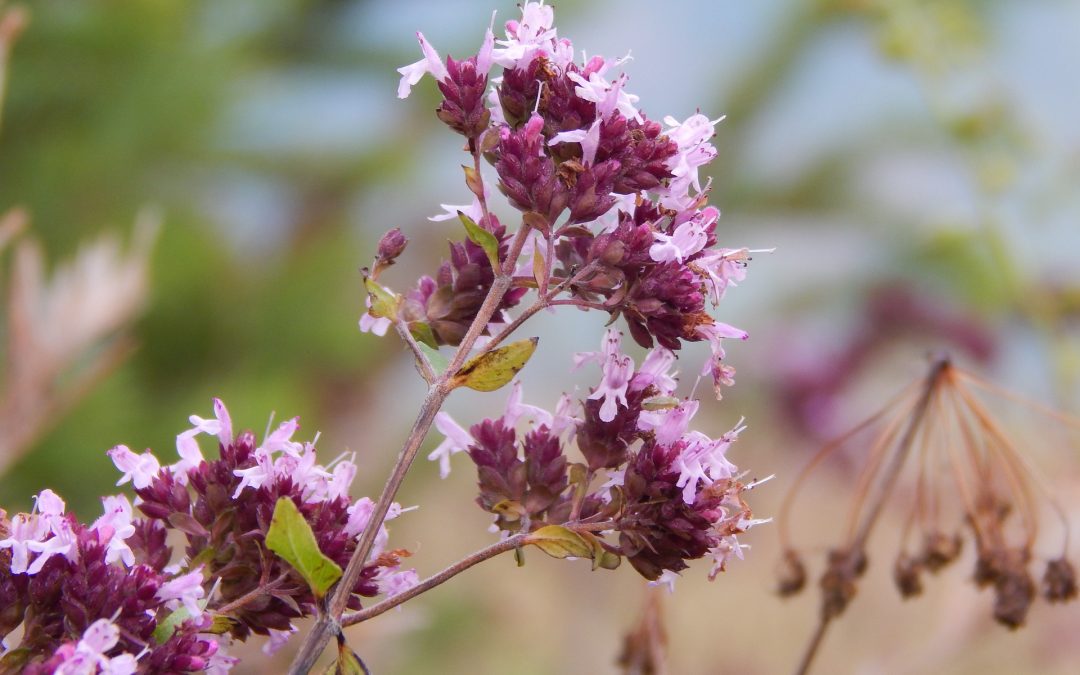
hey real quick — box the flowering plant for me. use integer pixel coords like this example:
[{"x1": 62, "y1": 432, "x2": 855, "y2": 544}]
[{"x1": 0, "y1": 2, "x2": 765, "y2": 672}]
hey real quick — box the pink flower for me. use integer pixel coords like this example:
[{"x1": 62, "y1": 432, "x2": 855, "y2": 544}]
[
  {"x1": 566, "y1": 70, "x2": 641, "y2": 122},
  {"x1": 323, "y1": 456, "x2": 357, "y2": 502},
  {"x1": 492, "y1": 1, "x2": 558, "y2": 69},
  {"x1": 549, "y1": 118, "x2": 601, "y2": 166},
  {"x1": 157, "y1": 567, "x2": 206, "y2": 619},
  {"x1": 54, "y1": 619, "x2": 139, "y2": 675},
  {"x1": 639, "y1": 400, "x2": 699, "y2": 446},
  {"x1": 397, "y1": 32, "x2": 449, "y2": 99},
  {"x1": 343, "y1": 498, "x2": 391, "y2": 557},
  {"x1": 0, "y1": 513, "x2": 48, "y2": 574},
  {"x1": 261, "y1": 626, "x2": 297, "y2": 656},
  {"x1": 189, "y1": 398, "x2": 233, "y2": 445},
  {"x1": 573, "y1": 326, "x2": 624, "y2": 370},
  {"x1": 172, "y1": 430, "x2": 204, "y2": 484},
  {"x1": 696, "y1": 321, "x2": 748, "y2": 362},
  {"x1": 232, "y1": 447, "x2": 275, "y2": 497},
  {"x1": 630, "y1": 347, "x2": 678, "y2": 394},
  {"x1": 657, "y1": 114, "x2": 721, "y2": 209},
  {"x1": 108, "y1": 445, "x2": 161, "y2": 490},
  {"x1": 503, "y1": 380, "x2": 553, "y2": 428},
  {"x1": 427, "y1": 411, "x2": 474, "y2": 478},
  {"x1": 578, "y1": 329, "x2": 635, "y2": 422},
  {"x1": 649, "y1": 219, "x2": 708, "y2": 264},
  {"x1": 672, "y1": 421, "x2": 744, "y2": 505},
  {"x1": 35, "y1": 488, "x2": 66, "y2": 520},
  {"x1": 172, "y1": 398, "x2": 235, "y2": 482},
  {"x1": 91, "y1": 495, "x2": 137, "y2": 567},
  {"x1": 551, "y1": 393, "x2": 580, "y2": 439},
  {"x1": 26, "y1": 517, "x2": 78, "y2": 574},
  {"x1": 378, "y1": 567, "x2": 420, "y2": 597},
  {"x1": 590, "y1": 352, "x2": 634, "y2": 423},
  {"x1": 692, "y1": 246, "x2": 749, "y2": 305},
  {"x1": 259, "y1": 416, "x2": 302, "y2": 455},
  {"x1": 428, "y1": 194, "x2": 486, "y2": 223},
  {"x1": 204, "y1": 636, "x2": 236, "y2": 674},
  {"x1": 274, "y1": 443, "x2": 332, "y2": 499},
  {"x1": 648, "y1": 569, "x2": 680, "y2": 594}
]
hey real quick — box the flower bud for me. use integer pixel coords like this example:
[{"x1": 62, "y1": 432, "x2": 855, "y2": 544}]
[{"x1": 377, "y1": 228, "x2": 408, "y2": 266}]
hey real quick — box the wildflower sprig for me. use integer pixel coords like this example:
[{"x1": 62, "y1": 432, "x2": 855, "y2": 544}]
[
  {"x1": 286, "y1": 1, "x2": 765, "y2": 671},
  {"x1": 1, "y1": 2, "x2": 766, "y2": 673}
]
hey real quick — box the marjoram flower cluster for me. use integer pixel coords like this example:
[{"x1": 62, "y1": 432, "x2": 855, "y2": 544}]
[
  {"x1": 0, "y1": 400, "x2": 415, "y2": 673},
  {"x1": 359, "y1": 0, "x2": 767, "y2": 588}
]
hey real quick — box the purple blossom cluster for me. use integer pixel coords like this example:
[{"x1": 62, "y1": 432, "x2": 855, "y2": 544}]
[
  {"x1": 431, "y1": 329, "x2": 766, "y2": 586},
  {"x1": 0, "y1": 400, "x2": 416, "y2": 673},
  {"x1": 363, "y1": 1, "x2": 763, "y2": 399}
]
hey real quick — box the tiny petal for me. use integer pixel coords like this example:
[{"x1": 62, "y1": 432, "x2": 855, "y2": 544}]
[
  {"x1": 108, "y1": 445, "x2": 161, "y2": 490},
  {"x1": 397, "y1": 32, "x2": 449, "y2": 99},
  {"x1": 648, "y1": 569, "x2": 680, "y2": 594},
  {"x1": 158, "y1": 567, "x2": 206, "y2": 618},
  {"x1": 427, "y1": 412, "x2": 474, "y2": 478},
  {"x1": 262, "y1": 626, "x2": 297, "y2": 656}
]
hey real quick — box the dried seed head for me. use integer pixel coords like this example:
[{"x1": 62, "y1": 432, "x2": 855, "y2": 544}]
[
  {"x1": 920, "y1": 531, "x2": 963, "y2": 573},
  {"x1": 893, "y1": 552, "x2": 924, "y2": 598},
  {"x1": 1042, "y1": 557, "x2": 1078, "y2": 603},
  {"x1": 989, "y1": 548, "x2": 1034, "y2": 629},
  {"x1": 820, "y1": 548, "x2": 866, "y2": 620},
  {"x1": 777, "y1": 549, "x2": 807, "y2": 597}
]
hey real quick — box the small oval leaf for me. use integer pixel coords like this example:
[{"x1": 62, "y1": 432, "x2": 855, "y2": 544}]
[
  {"x1": 265, "y1": 497, "x2": 343, "y2": 599},
  {"x1": 152, "y1": 607, "x2": 190, "y2": 644},
  {"x1": 528, "y1": 524, "x2": 593, "y2": 560},
  {"x1": 598, "y1": 550, "x2": 622, "y2": 570},
  {"x1": 417, "y1": 342, "x2": 449, "y2": 380},
  {"x1": 458, "y1": 211, "x2": 501, "y2": 271},
  {"x1": 364, "y1": 276, "x2": 399, "y2": 320},
  {"x1": 452, "y1": 337, "x2": 538, "y2": 392},
  {"x1": 324, "y1": 633, "x2": 370, "y2": 675},
  {"x1": 409, "y1": 321, "x2": 438, "y2": 349}
]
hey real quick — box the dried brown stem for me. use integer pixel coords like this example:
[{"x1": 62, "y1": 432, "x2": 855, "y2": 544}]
[{"x1": 793, "y1": 357, "x2": 950, "y2": 675}]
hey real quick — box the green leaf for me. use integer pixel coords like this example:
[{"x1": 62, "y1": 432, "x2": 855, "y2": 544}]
[
  {"x1": 417, "y1": 342, "x2": 449, "y2": 378},
  {"x1": 265, "y1": 497, "x2": 342, "y2": 599},
  {"x1": 0, "y1": 649, "x2": 31, "y2": 671},
  {"x1": 462, "y1": 164, "x2": 484, "y2": 200},
  {"x1": 459, "y1": 211, "x2": 501, "y2": 271},
  {"x1": 363, "y1": 276, "x2": 399, "y2": 320},
  {"x1": 528, "y1": 524, "x2": 593, "y2": 560},
  {"x1": 491, "y1": 499, "x2": 525, "y2": 523},
  {"x1": 153, "y1": 607, "x2": 190, "y2": 644},
  {"x1": 324, "y1": 634, "x2": 370, "y2": 675},
  {"x1": 152, "y1": 607, "x2": 232, "y2": 643},
  {"x1": 409, "y1": 321, "x2": 438, "y2": 348},
  {"x1": 597, "y1": 550, "x2": 622, "y2": 570},
  {"x1": 187, "y1": 546, "x2": 217, "y2": 571},
  {"x1": 207, "y1": 614, "x2": 237, "y2": 634},
  {"x1": 532, "y1": 245, "x2": 546, "y2": 290},
  {"x1": 452, "y1": 337, "x2": 538, "y2": 392}
]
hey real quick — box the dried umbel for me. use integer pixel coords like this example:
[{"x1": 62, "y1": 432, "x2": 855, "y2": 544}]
[{"x1": 778, "y1": 357, "x2": 1078, "y2": 673}]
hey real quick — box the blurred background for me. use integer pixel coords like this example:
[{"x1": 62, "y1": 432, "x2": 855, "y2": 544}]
[{"x1": 2, "y1": 0, "x2": 1079, "y2": 672}]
